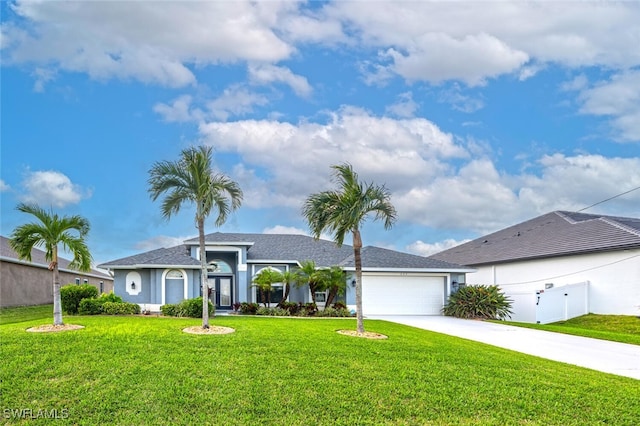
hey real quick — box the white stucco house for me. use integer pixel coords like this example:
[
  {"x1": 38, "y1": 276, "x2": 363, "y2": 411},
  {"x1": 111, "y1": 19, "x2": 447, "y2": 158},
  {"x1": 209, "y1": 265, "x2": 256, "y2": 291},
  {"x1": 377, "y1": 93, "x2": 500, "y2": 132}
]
[
  {"x1": 430, "y1": 211, "x2": 640, "y2": 321},
  {"x1": 99, "y1": 232, "x2": 472, "y2": 315}
]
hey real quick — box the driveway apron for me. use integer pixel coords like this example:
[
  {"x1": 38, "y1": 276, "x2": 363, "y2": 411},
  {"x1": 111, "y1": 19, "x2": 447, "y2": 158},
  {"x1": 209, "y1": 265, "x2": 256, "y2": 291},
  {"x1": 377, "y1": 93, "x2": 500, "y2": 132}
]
[{"x1": 368, "y1": 315, "x2": 640, "y2": 380}]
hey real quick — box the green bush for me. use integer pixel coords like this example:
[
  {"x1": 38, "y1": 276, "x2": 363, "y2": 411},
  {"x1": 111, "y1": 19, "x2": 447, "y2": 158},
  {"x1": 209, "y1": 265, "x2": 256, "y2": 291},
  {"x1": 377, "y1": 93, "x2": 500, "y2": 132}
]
[
  {"x1": 239, "y1": 302, "x2": 259, "y2": 315},
  {"x1": 317, "y1": 307, "x2": 353, "y2": 317},
  {"x1": 102, "y1": 302, "x2": 140, "y2": 315},
  {"x1": 160, "y1": 304, "x2": 177, "y2": 317},
  {"x1": 277, "y1": 301, "x2": 300, "y2": 315},
  {"x1": 256, "y1": 307, "x2": 290, "y2": 316},
  {"x1": 60, "y1": 284, "x2": 99, "y2": 314},
  {"x1": 161, "y1": 297, "x2": 214, "y2": 318},
  {"x1": 443, "y1": 285, "x2": 512, "y2": 320},
  {"x1": 77, "y1": 292, "x2": 126, "y2": 315},
  {"x1": 78, "y1": 298, "x2": 104, "y2": 315}
]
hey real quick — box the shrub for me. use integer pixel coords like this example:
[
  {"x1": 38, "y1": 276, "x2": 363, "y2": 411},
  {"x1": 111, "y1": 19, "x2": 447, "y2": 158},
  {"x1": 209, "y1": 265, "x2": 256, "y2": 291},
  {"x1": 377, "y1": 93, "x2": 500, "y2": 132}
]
[
  {"x1": 78, "y1": 298, "x2": 104, "y2": 315},
  {"x1": 299, "y1": 303, "x2": 318, "y2": 316},
  {"x1": 178, "y1": 297, "x2": 214, "y2": 318},
  {"x1": 60, "y1": 284, "x2": 99, "y2": 314},
  {"x1": 239, "y1": 302, "x2": 259, "y2": 315},
  {"x1": 102, "y1": 302, "x2": 141, "y2": 315},
  {"x1": 277, "y1": 301, "x2": 300, "y2": 315},
  {"x1": 332, "y1": 302, "x2": 348, "y2": 310},
  {"x1": 256, "y1": 307, "x2": 290, "y2": 316},
  {"x1": 317, "y1": 307, "x2": 353, "y2": 317},
  {"x1": 161, "y1": 297, "x2": 214, "y2": 318},
  {"x1": 77, "y1": 292, "x2": 125, "y2": 315},
  {"x1": 442, "y1": 285, "x2": 512, "y2": 320},
  {"x1": 160, "y1": 304, "x2": 177, "y2": 317}
]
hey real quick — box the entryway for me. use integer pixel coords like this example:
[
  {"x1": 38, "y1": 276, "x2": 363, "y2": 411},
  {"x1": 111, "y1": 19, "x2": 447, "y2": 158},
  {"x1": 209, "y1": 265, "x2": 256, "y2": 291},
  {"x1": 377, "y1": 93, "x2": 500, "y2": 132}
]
[{"x1": 208, "y1": 275, "x2": 233, "y2": 310}]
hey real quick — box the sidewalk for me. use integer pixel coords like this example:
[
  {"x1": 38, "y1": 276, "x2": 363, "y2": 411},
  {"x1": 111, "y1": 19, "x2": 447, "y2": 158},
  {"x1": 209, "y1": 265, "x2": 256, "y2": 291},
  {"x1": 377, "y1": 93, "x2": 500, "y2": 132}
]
[{"x1": 368, "y1": 315, "x2": 640, "y2": 380}]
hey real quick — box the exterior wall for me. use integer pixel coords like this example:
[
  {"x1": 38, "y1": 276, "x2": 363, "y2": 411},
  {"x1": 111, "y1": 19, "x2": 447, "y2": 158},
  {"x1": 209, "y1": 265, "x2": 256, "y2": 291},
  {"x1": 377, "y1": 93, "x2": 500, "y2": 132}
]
[
  {"x1": 114, "y1": 268, "x2": 200, "y2": 309},
  {"x1": 465, "y1": 249, "x2": 640, "y2": 316},
  {"x1": 0, "y1": 260, "x2": 113, "y2": 308}
]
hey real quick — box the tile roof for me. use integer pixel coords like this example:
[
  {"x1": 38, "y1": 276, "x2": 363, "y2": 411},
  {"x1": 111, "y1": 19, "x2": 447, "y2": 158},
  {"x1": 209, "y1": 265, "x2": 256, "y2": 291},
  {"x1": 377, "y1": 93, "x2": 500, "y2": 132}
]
[
  {"x1": 102, "y1": 232, "x2": 471, "y2": 271},
  {"x1": 430, "y1": 211, "x2": 640, "y2": 266},
  {"x1": 1, "y1": 236, "x2": 112, "y2": 279}
]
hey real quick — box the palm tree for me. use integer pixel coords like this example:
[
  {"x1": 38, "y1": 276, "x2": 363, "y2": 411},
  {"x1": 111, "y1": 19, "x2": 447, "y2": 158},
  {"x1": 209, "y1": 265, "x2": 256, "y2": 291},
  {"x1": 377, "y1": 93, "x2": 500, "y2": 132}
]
[
  {"x1": 9, "y1": 203, "x2": 92, "y2": 326},
  {"x1": 320, "y1": 266, "x2": 347, "y2": 309},
  {"x1": 295, "y1": 260, "x2": 323, "y2": 304},
  {"x1": 148, "y1": 145, "x2": 243, "y2": 329},
  {"x1": 302, "y1": 163, "x2": 396, "y2": 334},
  {"x1": 278, "y1": 270, "x2": 298, "y2": 307},
  {"x1": 252, "y1": 267, "x2": 284, "y2": 307}
]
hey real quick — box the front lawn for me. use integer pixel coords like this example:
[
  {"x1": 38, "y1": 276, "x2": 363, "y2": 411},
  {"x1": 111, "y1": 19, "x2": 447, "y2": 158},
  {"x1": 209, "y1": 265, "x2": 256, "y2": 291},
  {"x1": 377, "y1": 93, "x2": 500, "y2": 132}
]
[
  {"x1": 0, "y1": 304, "x2": 52, "y2": 325},
  {"x1": 1, "y1": 315, "x2": 638, "y2": 425},
  {"x1": 498, "y1": 314, "x2": 640, "y2": 346}
]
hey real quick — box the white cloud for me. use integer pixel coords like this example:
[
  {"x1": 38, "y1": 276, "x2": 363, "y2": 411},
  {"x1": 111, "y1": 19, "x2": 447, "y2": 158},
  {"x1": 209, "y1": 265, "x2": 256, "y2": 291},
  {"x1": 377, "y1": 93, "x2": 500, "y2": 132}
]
[
  {"x1": 3, "y1": 1, "x2": 296, "y2": 87},
  {"x1": 0, "y1": 179, "x2": 10, "y2": 192},
  {"x1": 576, "y1": 71, "x2": 640, "y2": 142},
  {"x1": 263, "y1": 225, "x2": 308, "y2": 235},
  {"x1": 135, "y1": 235, "x2": 193, "y2": 251},
  {"x1": 207, "y1": 85, "x2": 269, "y2": 122},
  {"x1": 199, "y1": 107, "x2": 468, "y2": 208},
  {"x1": 406, "y1": 238, "x2": 471, "y2": 257},
  {"x1": 385, "y1": 92, "x2": 419, "y2": 118},
  {"x1": 248, "y1": 64, "x2": 313, "y2": 98},
  {"x1": 20, "y1": 170, "x2": 89, "y2": 208},
  {"x1": 438, "y1": 84, "x2": 485, "y2": 113},
  {"x1": 153, "y1": 95, "x2": 203, "y2": 123},
  {"x1": 31, "y1": 67, "x2": 56, "y2": 92},
  {"x1": 325, "y1": 2, "x2": 640, "y2": 85}
]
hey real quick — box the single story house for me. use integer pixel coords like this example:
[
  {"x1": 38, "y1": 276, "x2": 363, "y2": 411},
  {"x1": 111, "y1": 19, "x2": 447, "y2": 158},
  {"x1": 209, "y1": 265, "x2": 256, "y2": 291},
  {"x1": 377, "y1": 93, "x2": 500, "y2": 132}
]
[
  {"x1": 0, "y1": 236, "x2": 114, "y2": 308},
  {"x1": 430, "y1": 211, "x2": 640, "y2": 321},
  {"x1": 98, "y1": 232, "x2": 472, "y2": 315}
]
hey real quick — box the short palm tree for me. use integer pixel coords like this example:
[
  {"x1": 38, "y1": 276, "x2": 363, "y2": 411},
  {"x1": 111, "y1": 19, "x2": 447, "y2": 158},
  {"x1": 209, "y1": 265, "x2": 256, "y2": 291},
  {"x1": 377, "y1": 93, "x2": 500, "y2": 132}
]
[
  {"x1": 148, "y1": 145, "x2": 243, "y2": 328},
  {"x1": 302, "y1": 163, "x2": 396, "y2": 333},
  {"x1": 9, "y1": 203, "x2": 92, "y2": 326},
  {"x1": 295, "y1": 260, "x2": 323, "y2": 304}
]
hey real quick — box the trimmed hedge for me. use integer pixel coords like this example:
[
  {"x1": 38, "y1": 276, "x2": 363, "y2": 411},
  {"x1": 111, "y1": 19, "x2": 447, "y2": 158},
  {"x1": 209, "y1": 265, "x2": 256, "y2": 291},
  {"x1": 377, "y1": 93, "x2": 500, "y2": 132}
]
[
  {"x1": 160, "y1": 297, "x2": 214, "y2": 318},
  {"x1": 102, "y1": 302, "x2": 141, "y2": 315},
  {"x1": 61, "y1": 284, "x2": 99, "y2": 314}
]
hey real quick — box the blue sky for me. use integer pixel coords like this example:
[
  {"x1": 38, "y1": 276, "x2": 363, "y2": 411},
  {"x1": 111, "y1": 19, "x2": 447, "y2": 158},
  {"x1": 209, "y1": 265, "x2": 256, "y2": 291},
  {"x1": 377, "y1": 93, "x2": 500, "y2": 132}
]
[{"x1": 2, "y1": 1, "x2": 639, "y2": 266}]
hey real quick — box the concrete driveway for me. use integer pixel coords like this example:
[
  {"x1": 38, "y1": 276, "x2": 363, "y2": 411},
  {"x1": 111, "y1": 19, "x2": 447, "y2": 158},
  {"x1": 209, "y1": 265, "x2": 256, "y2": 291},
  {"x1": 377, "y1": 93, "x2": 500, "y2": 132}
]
[{"x1": 367, "y1": 315, "x2": 640, "y2": 380}]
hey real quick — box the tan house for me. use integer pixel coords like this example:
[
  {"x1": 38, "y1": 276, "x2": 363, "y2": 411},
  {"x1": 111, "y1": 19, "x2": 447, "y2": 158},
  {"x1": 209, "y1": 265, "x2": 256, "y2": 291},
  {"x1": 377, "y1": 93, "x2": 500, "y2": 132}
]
[{"x1": 0, "y1": 236, "x2": 113, "y2": 308}]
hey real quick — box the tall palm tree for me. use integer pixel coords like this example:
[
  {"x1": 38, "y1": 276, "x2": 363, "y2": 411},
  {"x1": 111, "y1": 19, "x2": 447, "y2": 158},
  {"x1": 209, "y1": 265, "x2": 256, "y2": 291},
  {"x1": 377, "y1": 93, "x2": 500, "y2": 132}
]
[
  {"x1": 9, "y1": 203, "x2": 92, "y2": 326},
  {"x1": 302, "y1": 163, "x2": 396, "y2": 333},
  {"x1": 148, "y1": 145, "x2": 243, "y2": 329}
]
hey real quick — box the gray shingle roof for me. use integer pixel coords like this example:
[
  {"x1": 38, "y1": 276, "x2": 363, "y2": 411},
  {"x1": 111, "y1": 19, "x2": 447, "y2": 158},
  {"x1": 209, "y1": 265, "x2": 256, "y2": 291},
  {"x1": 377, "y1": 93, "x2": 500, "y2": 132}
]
[
  {"x1": 103, "y1": 232, "x2": 470, "y2": 271},
  {"x1": 430, "y1": 211, "x2": 640, "y2": 266},
  {"x1": 1, "y1": 236, "x2": 112, "y2": 278},
  {"x1": 98, "y1": 245, "x2": 201, "y2": 268}
]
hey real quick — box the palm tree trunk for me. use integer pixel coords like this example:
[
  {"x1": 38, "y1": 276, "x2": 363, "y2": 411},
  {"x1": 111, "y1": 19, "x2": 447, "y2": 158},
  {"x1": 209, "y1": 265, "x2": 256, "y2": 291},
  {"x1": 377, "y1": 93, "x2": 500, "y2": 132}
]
[
  {"x1": 198, "y1": 215, "x2": 210, "y2": 329},
  {"x1": 52, "y1": 246, "x2": 63, "y2": 326},
  {"x1": 325, "y1": 286, "x2": 337, "y2": 309},
  {"x1": 353, "y1": 229, "x2": 364, "y2": 333}
]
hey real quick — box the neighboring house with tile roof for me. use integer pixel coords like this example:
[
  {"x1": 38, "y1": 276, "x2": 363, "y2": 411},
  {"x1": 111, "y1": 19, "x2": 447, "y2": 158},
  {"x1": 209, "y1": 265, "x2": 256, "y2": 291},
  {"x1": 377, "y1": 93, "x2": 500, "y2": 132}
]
[
  {"x1": 0, "y1": 236, "x2": 113, "y2": 308},
  {"x1": 430, "y1": 211, "x2": 640, "y2": 320},
  {"x1": 99, "y1": 232, "x2": 472, "y2": 315}
]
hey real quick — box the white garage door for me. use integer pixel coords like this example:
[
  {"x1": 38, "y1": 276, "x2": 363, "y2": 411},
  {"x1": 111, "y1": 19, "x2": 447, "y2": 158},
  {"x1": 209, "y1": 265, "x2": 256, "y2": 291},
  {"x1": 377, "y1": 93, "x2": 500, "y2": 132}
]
[{"x1": 362, "y1": 274, "x2": 445, "y2": 315}]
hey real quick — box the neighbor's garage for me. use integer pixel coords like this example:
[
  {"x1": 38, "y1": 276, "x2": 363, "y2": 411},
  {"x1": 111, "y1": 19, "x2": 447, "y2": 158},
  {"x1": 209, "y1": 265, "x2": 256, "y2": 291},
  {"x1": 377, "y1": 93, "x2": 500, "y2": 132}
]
[{"x1": 361, "y1": 273, "x2": 446, "y2": 315}]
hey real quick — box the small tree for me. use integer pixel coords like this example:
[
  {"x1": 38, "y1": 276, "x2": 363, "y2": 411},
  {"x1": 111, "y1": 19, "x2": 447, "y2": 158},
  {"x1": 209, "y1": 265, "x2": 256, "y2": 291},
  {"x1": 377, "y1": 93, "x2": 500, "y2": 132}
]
[
  {"x1": 295, "y1": 260, "x2": 323, "y2": 304},
  {"x1": 319, "y1": 266, "x2": 347, "y2": 309},
  {"x1": 9, "y1": 203, "x2": 92, "y2": 326},
  {"x1": 252, "y1": 268, "x2": 284, "y2": 307}
]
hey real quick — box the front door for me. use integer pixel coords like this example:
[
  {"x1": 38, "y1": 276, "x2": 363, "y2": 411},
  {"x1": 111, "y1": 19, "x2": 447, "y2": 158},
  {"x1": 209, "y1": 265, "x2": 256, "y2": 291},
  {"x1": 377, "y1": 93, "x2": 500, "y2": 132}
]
[{"x1": 208, "y1": 276, "x2": 233, "y2": 310}]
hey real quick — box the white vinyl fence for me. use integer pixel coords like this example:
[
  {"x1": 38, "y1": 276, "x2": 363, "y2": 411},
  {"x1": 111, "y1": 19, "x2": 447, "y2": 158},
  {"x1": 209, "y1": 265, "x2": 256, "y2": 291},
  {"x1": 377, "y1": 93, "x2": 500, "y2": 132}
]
[{"x1": 504, "y1": 281, "x2": 589, "y2": 324}]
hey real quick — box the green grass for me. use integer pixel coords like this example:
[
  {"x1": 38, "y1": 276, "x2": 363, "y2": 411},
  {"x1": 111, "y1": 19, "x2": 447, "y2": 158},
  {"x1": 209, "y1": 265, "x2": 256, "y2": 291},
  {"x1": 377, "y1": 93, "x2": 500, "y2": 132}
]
[
  {"x1": 1, "y1": 314, "x2": 638, "y2": 425},
  {"x1": 0, "y1": 304, "x2": 53, "y2": 325},
  {"x1": 498, "y1": 314, "x2": 640, "y2": 346}
]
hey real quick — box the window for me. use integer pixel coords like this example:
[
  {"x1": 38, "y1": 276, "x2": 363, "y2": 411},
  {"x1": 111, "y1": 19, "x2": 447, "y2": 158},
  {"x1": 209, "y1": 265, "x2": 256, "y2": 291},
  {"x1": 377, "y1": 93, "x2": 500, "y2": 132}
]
[
  {"x1": 208, "y1": 260, "x2": 232, "y2": 273},
  {"x1": 166, "y1": 270, "x2": 184, "y2": 279},
  {"x1": 256, "y1": 284, "x2": 284, "y2": 305},
  {"x1": 83, "y1": 279, "x2": 88, "y2": 284},
  {"x1": 75, "y1": 278, "x2": 80, "y2": 285},
  {"x1": 314, "y1": 292, "x2": 327, "y2": 303}
]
